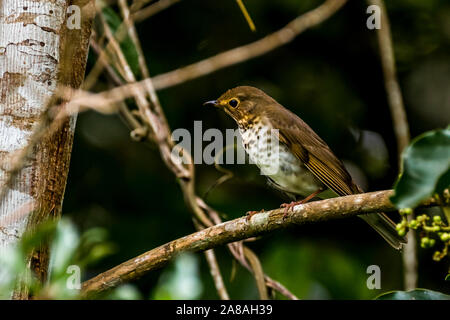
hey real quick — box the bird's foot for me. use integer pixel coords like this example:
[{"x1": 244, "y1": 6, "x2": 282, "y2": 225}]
[
  {"x1": 280, "y1": 198, "x2": 313, "y2": 219},
  {"x1": 246, "y1": 209, "x2": 264, "y2": 221},
  {"x1": 280, "y1": 201, "x2": 301, "y2": 220},
  {"x1": 280, "y1": 189, "x2": 324, "y2": 219}
]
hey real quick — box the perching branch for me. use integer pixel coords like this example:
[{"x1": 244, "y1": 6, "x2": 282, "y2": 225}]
[{"x1": 80, "y1": 190, "x2": 439, "y2": 297}]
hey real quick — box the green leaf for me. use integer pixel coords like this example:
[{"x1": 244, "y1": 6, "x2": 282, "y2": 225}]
[
  {"x1": 74, "y1": 227, "x2": 115, "y2": 268},
  {"x1": 391, "y1": 128, "x2": 450, "y2": 209},
  {"x1": 106, "y1": 284, "x2": 142, "y2": 300},
  {"x1": 0, "y1": 246, "x2": 27, "y2": 297},
  {"x1": 49, "y1": 218, "x2": 80, "y2": 279},
  {"x1": 151, "y1": 253, "x2": 203, "y2": 300},
  {"x1": 376, "y1": 289, "x2": 450, "y2": 300}
]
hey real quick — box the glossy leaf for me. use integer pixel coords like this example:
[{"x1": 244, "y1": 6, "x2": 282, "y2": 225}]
[{"x1": 391, "y1": 128, "x2": 450, "y2": 209}]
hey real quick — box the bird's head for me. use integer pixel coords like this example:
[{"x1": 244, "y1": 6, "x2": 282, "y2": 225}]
[{"x1": 204, "y1": 86, "x2": 275, "y2": 125}]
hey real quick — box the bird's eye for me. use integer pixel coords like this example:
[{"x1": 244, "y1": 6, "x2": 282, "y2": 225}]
[{"x1": 229, "y1": 99, "x2": 239, "y2": 108}]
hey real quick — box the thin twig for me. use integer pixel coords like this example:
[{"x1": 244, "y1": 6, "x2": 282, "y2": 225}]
[
  {"x1": 118, "y1": 0, "x2": 170, "y2": 133},
  {"x1": 265, "y1": 277, "x2": 299, "y2": 300},
  {"x1": 369, "y1": 0, "x2": 410, "y2": 156},
  {"x1": 132, "y1": 0, "x2": 181, "y2": 23},
  {"x1": 243, "y1": 247, "x2": 268, "y2": 300},
  {"x1": 72, "y1": 0, "x2": 348, "y2": 104},
  {"x1": 82, "y1": 7, "x2": 130, "y2": 90},
  {"x1": 151, "y1": 0, "x2": 346, "y2": 89},
  {"x1": 193, "y1": 219, "x2": 230, "y2": 300},
  {"x1": 368, "y1": 0, "x2": 415, "y2": 290},
  {"x1": 130, "y1": 0, "x2": 154, "y2": 13},
  {"x1": 204, "y1": 250, "x2": 230, "y2": 300}
]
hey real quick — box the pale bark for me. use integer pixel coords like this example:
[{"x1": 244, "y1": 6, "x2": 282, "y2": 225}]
[{"x1": 0, "y1": 0, "x2": 94, "y2": 298}]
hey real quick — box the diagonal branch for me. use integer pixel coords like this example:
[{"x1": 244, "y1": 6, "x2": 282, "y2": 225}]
[
  {"x1": 80, "y1": 190, "x2": 439, "y2": 297},
  {"x1": 70, "y1": 0, "x2": 348, "y2": 107},
  {"x1": 132, "y1": 0, "x2": 181, "y2": 23},
  {"x1": 150, "y1": 0, "x2": 347, "y2": 90}
]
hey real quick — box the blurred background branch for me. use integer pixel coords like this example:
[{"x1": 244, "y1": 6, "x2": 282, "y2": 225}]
[
  {"x1": 368, "y1": 0, "x2": 416, "y2": 290},
  {"x1": 67, "y1": 0, "x2": 348, "y2": 105}
]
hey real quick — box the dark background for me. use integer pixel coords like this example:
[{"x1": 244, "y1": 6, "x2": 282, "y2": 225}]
[{"x1": 65, "y1": 0, "x2": 450, "y2": 299}]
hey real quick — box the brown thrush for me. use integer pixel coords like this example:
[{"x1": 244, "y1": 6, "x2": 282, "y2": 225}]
[{"x1": 204, "y1": 86, "x2": 406, "y2": 250}]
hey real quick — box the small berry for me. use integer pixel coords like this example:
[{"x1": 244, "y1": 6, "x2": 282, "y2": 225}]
[
  {"x1": 421, "y1": 237, "x2": 430, "y2": 248},
  {"x1": 433, "y1": 216, "x2": 442, "y2": 223},
  {"x1": 440, "y1": 233, "x2": 450, "y2": 242},
  {"x1": 409, "y1": 220, "x2": 418, "y2": 229},
  {"x1": 400, "y1": 208, "x2": 413, "y2": 215},
  {"x1": 433, "y1": 251, "x2": 442, "y2": 261}
]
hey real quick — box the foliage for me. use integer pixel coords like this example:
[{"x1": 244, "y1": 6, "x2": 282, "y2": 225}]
[
  {"x1": 390, "y1": 128, "x2": 450, "y2": 268},
  {"x1": 0, "y1": 218, "x2": 128, "y2": 299},
  {"x1": 391, "y1": 127, "x2": 450, "y2": 209},
  {"x1": 262, "y1": 241, "x2": 377, "y2": 299},
  {"x1": 151, "y1": 253, "x2": 203, "y2": 300}
]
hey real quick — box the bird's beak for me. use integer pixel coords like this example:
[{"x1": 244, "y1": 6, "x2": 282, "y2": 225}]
[{"x1": 203, "y1": 100, "x2": 218, "y2": 107}]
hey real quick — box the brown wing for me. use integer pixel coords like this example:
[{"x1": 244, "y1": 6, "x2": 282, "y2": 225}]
[{"x1": 265, "y1": 103, "x2": 361, "y2": 196}]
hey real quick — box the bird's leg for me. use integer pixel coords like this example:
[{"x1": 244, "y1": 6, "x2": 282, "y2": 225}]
[
  {"x1": 280, "y1": 188, "x2": 324, "y2": 219},
  {"x1": 246, "y1": 209, "x2": 264, "y2": 221}
]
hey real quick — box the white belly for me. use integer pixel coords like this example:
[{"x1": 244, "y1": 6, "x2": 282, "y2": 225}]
[{"x1": 239, "y1": 124, "x2": 323, "y2": 197}]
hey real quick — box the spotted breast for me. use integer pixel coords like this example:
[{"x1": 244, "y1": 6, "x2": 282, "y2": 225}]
[{"x1": 238, "y1": 119, "x2": 325, "y2": 199}]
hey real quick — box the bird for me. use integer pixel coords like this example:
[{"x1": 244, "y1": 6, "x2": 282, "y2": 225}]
[{"x1": 204, "y1": 85, "x2": 406, "y2": 250}]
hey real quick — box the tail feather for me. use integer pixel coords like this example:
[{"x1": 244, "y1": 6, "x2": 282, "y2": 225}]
[{"x1": 360, "y1": 212, "x2": 407, "y2": 250}]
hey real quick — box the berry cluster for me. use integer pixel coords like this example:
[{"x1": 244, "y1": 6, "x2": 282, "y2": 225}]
[{"x1": 397, "y1": 208, "x2": 450, "y2": 261}]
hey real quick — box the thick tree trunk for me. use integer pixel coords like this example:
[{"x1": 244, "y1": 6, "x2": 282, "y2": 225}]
[{"x1": 0, "y1": 0, "x2": 94, "y2": 298}]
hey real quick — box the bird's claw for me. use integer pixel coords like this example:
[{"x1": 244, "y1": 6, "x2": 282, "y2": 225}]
[{"x1": 280, "y1": 201, "x2": 301, "y2": 220}]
